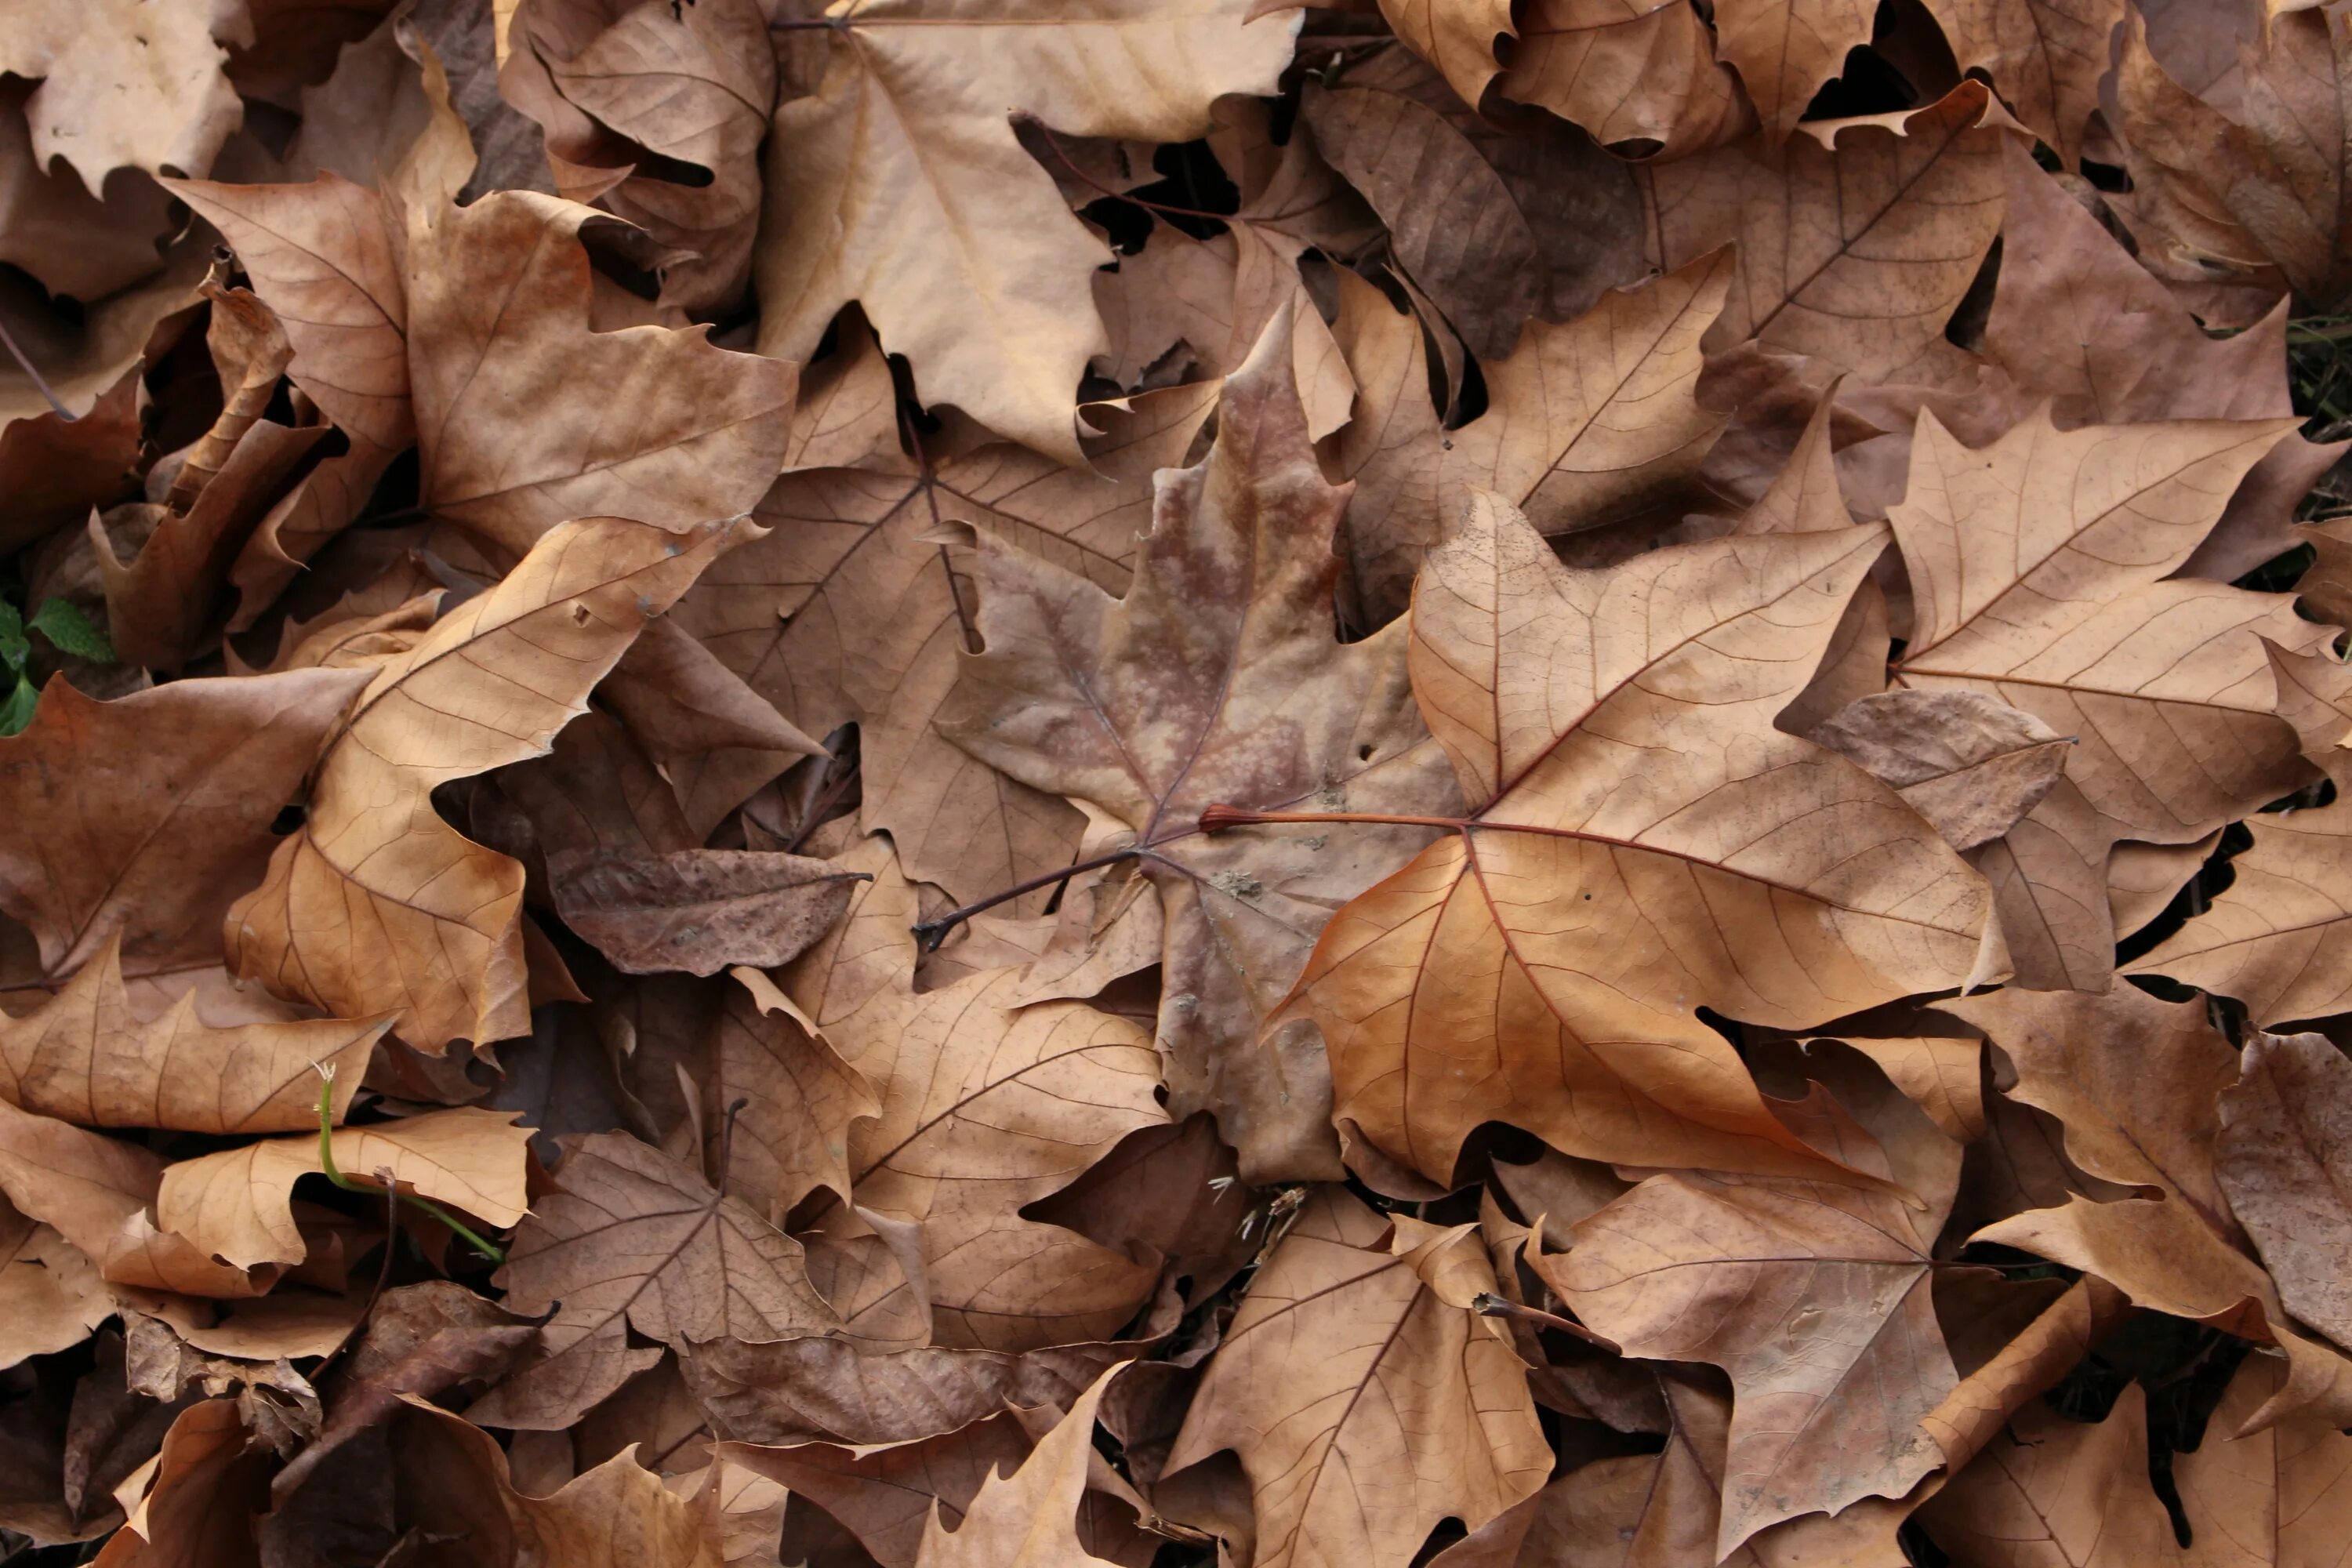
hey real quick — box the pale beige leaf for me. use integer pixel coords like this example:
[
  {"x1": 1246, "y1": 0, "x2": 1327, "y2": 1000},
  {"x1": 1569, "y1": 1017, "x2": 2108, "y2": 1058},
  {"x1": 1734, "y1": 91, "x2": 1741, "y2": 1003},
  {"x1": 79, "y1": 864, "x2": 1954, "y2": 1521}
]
[
  {"x1": 154, "y1": 1106, "x2": 532, "y2": 1270},
  {"x1": 752, "y1": 0, "x2": 1299, "y2": 462},
  {"x1": 0, "y1": 0, "x2": 243, "y2": 186},
  {"x1": 0, "y1": 1196, "x2": 110, "y2": 1369},
  {"x1": 0, "y1": 936, "x2": 383, "y2": 1134}
]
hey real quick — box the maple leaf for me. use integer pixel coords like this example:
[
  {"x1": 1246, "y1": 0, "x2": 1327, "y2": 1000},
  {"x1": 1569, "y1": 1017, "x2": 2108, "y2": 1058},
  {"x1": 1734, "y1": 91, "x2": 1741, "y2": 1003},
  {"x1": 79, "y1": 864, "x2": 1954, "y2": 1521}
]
[
  {"x1": 1258, "y1": 488, "x2": 1996, "y2": 1189},
  {"x1": 465, "y1": 1131, "x2": 844, "y2": 1432},
  {"x1": 227, "y1": 515, "x2": 744, "y2": 1053},
  {"x1": 782, "y1": 840, "x2": 1171, "y2": 1348},
  {"x1": 673, "y1": 325, "x2": 1220, "y2": 913},
  {"x1": 910, "y1": 1365, "x2": 1132, "y2": 1568},
  {"x1": 1639, "y1": 82, "x2": 2012, "y2": 383},
  {"x1": 1918, "y1": 1383, "x2": 2187, "y2": 1567},
  {"x1": 1545, "y1": 1054, "x2": 1964, "y2": 1554},
  {"x1": 939, "y1": 307, "x2": 1461, "y2": 1181},
  {"x1": 1325, "y1": 248, "x2": 1733, "y2": 623},
  {"x1": 1926, "y1": 0, "x2": 2124, "y2": 168},
  {"x1": 1496, "y1": 0, "x2": 1749, "y2": 159},
  {"x1": 2170, "y1": 1350, "x2": 2352, "y2": 1567},
  {"x1": 751, "y1": 0, "x2": 1300, "y2": 463},
  {"x1": 502, "y1": 0, "x2": 776, "y2": 314},
  {"x1": 1163, "y1": 1188, "x2": 1550, "y2": 1568},
  {"x1": 1888, "y1": 410, "x2": 2320, "y2": 989},
  {"x1": 1712, "y1": 0, "x2": 1878, "y2": 143}
]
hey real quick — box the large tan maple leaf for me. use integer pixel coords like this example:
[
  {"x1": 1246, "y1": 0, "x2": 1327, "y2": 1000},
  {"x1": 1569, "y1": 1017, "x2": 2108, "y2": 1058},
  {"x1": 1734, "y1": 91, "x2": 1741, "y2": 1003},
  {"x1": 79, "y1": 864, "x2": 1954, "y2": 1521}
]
[
  {"x1": 752, "y1": 0, "x2": 1301, "y2": 463},
  {"x1": 1255, "y1": 488, "x2": 1999, "y2": 1189},
  {"x1": 938, "y1": 308, "x2": 1463, "y2": 1181}
]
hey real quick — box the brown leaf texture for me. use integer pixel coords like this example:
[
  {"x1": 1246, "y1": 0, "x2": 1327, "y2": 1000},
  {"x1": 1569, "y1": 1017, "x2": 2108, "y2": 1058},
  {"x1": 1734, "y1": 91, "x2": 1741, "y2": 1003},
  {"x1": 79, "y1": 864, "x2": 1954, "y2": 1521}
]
[{"x1": 10, "y1": 5, "x2": 2352, "y2": 1563}]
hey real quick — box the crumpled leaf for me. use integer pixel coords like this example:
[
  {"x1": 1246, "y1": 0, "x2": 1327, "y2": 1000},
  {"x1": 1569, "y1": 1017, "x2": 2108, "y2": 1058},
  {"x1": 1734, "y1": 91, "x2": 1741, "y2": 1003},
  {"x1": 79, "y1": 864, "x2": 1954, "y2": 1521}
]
[
  {"x1": 1163, "y1": 1189, "x2": 1550, "y2": 1568},
  {"x1": 1809, "y1": 690, "x2": 2071, "y2": 852},
  {"x1": 0, "y1": 1194, "x2": 110, "y2": 1370},
  {"x1": 942, "y1": 307, "x2": 1458, "y2": 1181},
  {"x1": 226, "y1": 515, "x2": 742, "y2": 1053},
  {"x1": 1279, "y1": 489, "x2": 1996, "y2": 1189}
]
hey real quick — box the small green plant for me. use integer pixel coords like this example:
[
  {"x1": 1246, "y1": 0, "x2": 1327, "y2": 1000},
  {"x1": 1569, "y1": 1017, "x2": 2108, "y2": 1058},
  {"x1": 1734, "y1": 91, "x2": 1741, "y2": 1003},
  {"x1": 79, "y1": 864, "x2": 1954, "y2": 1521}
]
[
  {"x1": 0, "y1": 591, "x2": 114, "y2": 735},
  {"x1": 313, "y1": 1065, "x2": 506, "y2": 1266}
]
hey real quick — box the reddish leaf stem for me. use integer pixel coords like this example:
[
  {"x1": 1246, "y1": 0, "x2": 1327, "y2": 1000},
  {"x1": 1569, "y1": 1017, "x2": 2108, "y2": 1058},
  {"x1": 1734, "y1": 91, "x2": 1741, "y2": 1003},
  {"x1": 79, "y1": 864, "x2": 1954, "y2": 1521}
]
[{"x1": 910, "y1": 843, "x2": 1142, "y2": 951}]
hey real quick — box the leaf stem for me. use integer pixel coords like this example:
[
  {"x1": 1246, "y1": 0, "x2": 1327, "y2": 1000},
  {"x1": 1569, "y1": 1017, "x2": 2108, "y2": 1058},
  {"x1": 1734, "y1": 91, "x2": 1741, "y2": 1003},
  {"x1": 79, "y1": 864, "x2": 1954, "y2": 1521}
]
[
  {"x1": 909, "y1": 844, "x2": 1142, "y2": 951},
  {"x1": 314, "y1": 1066, "x2": 506, "y2": 1266},
  {"x1": 1198, "y1": 804, "x2": 1472, "y2": 834},
  {"x1": 1472, "y1": 1293, "x2": 1621, "y2": 1354},
  {"x1": 0, "y1": 309, "x2": 70, "y2": 419}
]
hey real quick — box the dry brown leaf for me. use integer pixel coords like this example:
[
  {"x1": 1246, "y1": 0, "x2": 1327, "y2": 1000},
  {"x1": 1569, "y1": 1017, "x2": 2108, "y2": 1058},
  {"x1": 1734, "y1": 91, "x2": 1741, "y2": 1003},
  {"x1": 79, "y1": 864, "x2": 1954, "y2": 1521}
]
[
  {"x1": 1809, "y1": 691, "x2": 2072, "y2": 852},
  {"x1": 1925, "y1": 0, "x2": 2125, "y2": 166},
  {"x1": 2212, "y1": 1030, "x2": 2352, "y2": 1354},
  {"x1": 390, "y1": 1398, "x2": 724, "y2": 1568},
  {"x1": 1640, "y1": 82, "x2": 2012, "y2": 383},
  {"x1": 1497, "y1": 0, "x2": 1751, "y2": 159},
  {"x1": 93, "y1": 1399, "x2": 270, "y2": 1568},
  {"x1": 0, "y1": 936, "x2": 383, "y2": 1133},
  {"x1": 942, "y1": 309, "x2": 1458, "y2": 1182},
  {"x1": 0, "y1": 668, "x2": 369, "y2": 983},
  {"x1": 1335, "y1": 249, "x2": 1734, "y2": 624},
  {"x1": 2170, "y1": 1348, "x2": 2352, "y2": 1566},
  {"x1": 0, "y1": 1195, "x2": 111, "y2": 1370},
  {"x1": 782, "y1": 840, "x2": 1169, "y2": 1348},
  {"x1": 1889, "y1": 410, "x2": 2315, "y2": 899},
  {"x1": 2132, "y1": 763, "x2": 2352, "y2": 1025},
  {"x1": 546, "y1": 848, "x2": 862, "y2": 977},
  {"x1": 909, "y1": 1365, "x2": 1130, "y2": 1568},
  {"x1": 1548, "y1": 1068, "x2": 1963, "y2": 1554},
  {"x1": 0, "y1": 1095, "x2": 260, "y2": 1298},
  {"x1": 2111, "y1": 3, "x2": 2352, "y2": 308},
  {"x1": 1276, "y1": 489, "x2": 1994, "y2": 1189},
  {"x1": 673, "y1": 327, "x2": 1219, "y2": 915},
  {"x1": 1713, "y1": 0, "x2": 1879, "y2": 142},
  {"x1": 1377, "y1": 0, "x2": 1515, "y2": 109},
  {"x1": 465, "y1": 1131, "x2": 841, "y2": 1432},
  {"x1": 226, "y1": 515, "x2": 743, "y2": 1053},
  {"x1": 514, "y1": 0, "x2": 775, "y2": 314},
  {"x1": 1163, "y1": 1189, "x2": 1550, "y2": 1568},
  {"x1": 681, "y1": 1324, "x2": 1162, "y2": 1447},
  {"x1": 752, "y1": 0, "x2": 1299, "y2": 462},
  {"x1": 1916, "y1": 1382, "x2": 2186, "y2": 1567},
  {"x1": 406, "y1": 191, "x2": 793, "y2": 557},
  {"x1": 154, "y1": 1106, "x2": 530, "y2": 1270}
]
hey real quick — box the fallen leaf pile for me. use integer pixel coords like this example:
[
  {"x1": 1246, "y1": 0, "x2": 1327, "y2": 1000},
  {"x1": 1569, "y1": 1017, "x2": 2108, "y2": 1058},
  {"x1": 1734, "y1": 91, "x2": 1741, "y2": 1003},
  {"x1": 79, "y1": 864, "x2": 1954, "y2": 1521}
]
[{"x1": 13, "y1": 0, "x2": 2352, "y2": 1563}]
